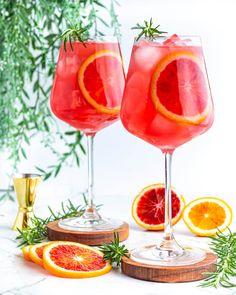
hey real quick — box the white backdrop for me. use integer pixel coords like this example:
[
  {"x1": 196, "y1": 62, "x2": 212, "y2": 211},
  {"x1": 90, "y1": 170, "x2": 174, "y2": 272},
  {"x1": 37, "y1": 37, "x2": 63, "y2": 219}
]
[{"x1": 1, "y1": 0, "x2": 236, "y2": 210}]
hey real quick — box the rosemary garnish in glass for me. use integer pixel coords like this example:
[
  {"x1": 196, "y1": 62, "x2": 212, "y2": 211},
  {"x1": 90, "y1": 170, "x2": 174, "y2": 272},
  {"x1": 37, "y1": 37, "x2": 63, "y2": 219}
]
[
  {"x1": 132, "y1": 18, "x2": 167, "y2": 41},
  {"x1": 61, "y1": 23, "x2": 89, "y2": 51}
]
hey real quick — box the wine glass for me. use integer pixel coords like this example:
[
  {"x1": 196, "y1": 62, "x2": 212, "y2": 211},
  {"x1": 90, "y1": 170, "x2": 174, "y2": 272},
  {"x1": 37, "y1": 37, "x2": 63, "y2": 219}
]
[
  {"x1": 120, "y1": 35, "x2": 214, "y2": 265},
  {"x1": 50, "y1": 36, "x2": 125, "y2": 231}
]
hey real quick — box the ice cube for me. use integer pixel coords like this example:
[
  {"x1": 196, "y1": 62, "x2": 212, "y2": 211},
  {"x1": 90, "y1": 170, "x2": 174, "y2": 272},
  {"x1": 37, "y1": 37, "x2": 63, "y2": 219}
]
[
  {"x1": 163, "y1": 34, "x2": 188, "y2": 46},
  {"x1": 57, "y1": 59, "x2": 66, "y2": 77},
  {"x1": 57, "y1": 55, "x2": 79, "y2": 78},
  {"x1": 134, "y1": 45, "x2": 162, "y2": 72}
]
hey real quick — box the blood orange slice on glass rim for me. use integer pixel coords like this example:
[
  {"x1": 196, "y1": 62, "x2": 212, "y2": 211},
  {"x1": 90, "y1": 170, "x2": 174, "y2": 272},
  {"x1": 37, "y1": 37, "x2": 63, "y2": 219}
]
[
  {"x1": 151, "y1": 51, "x2": 212, "y2": 125},
  {"x1": 43, "y1": 241, "x2": 112, "y2": 278},
  {"x1": 78, "y1": 50, "x2": 124, "y2": 115},
  {"x1": 132, "y1": 183, "x2": 185, "y2": 230}
]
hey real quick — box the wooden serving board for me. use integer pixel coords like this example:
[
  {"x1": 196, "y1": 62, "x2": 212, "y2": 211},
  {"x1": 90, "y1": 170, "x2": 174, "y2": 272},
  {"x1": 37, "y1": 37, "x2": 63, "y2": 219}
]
[
  {"x1": 47, "y1": 220, "x2": 129, "y2": 246},
  {"x1": 121, "y1": 252, "x2": 217, "y2": 283}
]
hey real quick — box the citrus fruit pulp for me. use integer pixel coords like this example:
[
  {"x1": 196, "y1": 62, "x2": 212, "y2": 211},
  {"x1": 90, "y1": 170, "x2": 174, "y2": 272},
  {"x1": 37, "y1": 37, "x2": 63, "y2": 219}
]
[
  {"x1": 43, "y1": 241, "x2": 112, "y2": 278},
  {"x1": 78, "y1": 50, "x2": 124, "y2": 115},
  {"x1": 183, "y1": 197, "x2": 233, "y2": 236},
  {"x1": 151, "y1": 51, "x2": 211, "y2": 125},
  {"x1": 132, "y1": 183, "x2": 185, "y2": 230},
  {"x1": 29, "y1": 241, "x2": 52, "y2": 266},
  {"x1": 22, "y1": 245, "x2": 31, "y2": 261}
]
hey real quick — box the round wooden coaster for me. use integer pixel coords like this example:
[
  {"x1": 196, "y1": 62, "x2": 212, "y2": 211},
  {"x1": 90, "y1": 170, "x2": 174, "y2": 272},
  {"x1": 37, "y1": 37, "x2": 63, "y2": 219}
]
[
  {"x1": 47, "y1": 220, "x2": 129, "y2": 246},
  {"x1": 121, "y1": 252, "x2": 217, "y2": 283}
]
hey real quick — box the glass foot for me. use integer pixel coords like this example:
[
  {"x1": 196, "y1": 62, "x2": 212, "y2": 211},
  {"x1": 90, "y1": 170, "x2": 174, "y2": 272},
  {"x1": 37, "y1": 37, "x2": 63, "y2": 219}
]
[
  {"x1": 58, "y1": 216, "x2": 124, "y2": 232},
  {"x1": 131, "y1": 244, "x2": 206, "y2": 266}
]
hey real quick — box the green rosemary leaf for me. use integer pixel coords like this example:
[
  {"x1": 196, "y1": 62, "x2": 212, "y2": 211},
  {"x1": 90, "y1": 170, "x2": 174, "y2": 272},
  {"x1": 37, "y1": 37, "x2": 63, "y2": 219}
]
[
  {"x1": 99, "y1": 232, "x2": 129, "y2": 267},
  {"x1": 16, "y1": 198, "x2": 91, "y2": 246},
  {"x1": 35, "y1": 166, "x2": 46, "y2": 174},
  {"x1": 200, "y1": 229, "x2": 236, "y2": 288},
  {"x1": 64, "y1": 131, "x2": 77, "y2": 136},
  {"x1": 132, "y1": 18, "x2": 167, "y2": 41},
  {"x1": 20, "y1": 148, "x2": 27, "y2": 159},
  {"x1": 94, "y1": 0, "x2": 106, "y2": 9}
]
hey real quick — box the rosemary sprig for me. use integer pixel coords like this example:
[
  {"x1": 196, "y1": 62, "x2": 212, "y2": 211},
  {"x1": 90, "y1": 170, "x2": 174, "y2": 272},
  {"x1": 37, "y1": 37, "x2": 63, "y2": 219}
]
[
  {"x1": 132, "y1": 18, "x2": 167, "y2": 41},
  {"x1": 61, "y1": 23, "x2": 89, "y2": 51},
  {"x1": 99, "y1": 232, "x2": 129, "y2": 267},
  {"x1": 16, "y1": 216, "x2": 51, "y2": 247},
  {"x1": 200, "y1": 229, "x2": 236, "y2": 288},
  {"x1": 16, "y1": 197, "x2": 101, "y2": 247}
]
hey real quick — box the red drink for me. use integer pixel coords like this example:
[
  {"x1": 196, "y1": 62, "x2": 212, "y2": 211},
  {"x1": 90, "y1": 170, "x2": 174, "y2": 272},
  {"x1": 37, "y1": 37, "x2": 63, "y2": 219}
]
[
  {"x1": 121, "y1": 36, "x2": 214, "y2": 152},
  {"x1": 51, "y1": 40, "x2": 125, "y2": 135},
  {"x1": 121, "y1": 35, "x2": 215, "y2": 266},
  {"x1": 50, "y1": 37, "x2": 126, "y2": 232}
]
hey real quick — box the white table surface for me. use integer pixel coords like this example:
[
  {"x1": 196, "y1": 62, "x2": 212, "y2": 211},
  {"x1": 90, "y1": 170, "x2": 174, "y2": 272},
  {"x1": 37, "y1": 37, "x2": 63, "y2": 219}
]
[{"x1": 0, "y1": 191, "x2": 235, "y2": 295}]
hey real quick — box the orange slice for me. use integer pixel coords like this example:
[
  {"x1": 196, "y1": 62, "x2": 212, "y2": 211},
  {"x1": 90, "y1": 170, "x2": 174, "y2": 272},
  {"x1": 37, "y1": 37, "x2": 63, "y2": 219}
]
[
  {"x1": 29, "y1": 241, "x2": 52, "y2": 266},
  {"x1": 78, "y1": 50, "x2": 124, "y2": 115},
  {"x1": 151, "y1": 51, "x2": 212, "y2": 125},
  {"x1": 22, "y1": 245, "x2": 32, "y2": 261},
  {"x1": 43, "y1": 241, "x2": 112, "y2": 278},
  {"x1": 183, "y1": 197, "x2": 233, "y2": 236},
  {"x1": 132, "y1": 183, "x2": 185, "y2": 230}
]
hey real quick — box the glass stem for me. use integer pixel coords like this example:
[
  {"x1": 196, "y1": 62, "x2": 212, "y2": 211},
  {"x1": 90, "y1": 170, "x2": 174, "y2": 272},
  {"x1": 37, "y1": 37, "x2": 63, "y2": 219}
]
[
  {"x1": 87, "y1": 135, "x2": 94, "y2": 209},
  {"x1": 158, "y1": 152, "x2": 184, "y2": 258},
  {"x1": 164, "y1": 152, "x2": 173, "y2": 240},
  {"x1": 83, "y1": 135, "x2": 101, "y2": 221}
]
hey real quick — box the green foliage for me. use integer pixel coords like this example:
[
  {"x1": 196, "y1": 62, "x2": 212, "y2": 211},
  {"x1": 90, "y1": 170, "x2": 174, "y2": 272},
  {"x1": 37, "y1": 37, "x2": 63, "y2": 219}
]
[
  {"x1": 200, "y1": 229, "x2": 236, "y2": 288},
  {"x1": 16, "y1": 196, "x2": 100, "y2": 246},
  {"x1": 99, "y1": 232, "x2": 129, "y2": 266},
  {"x1": 132, "y1": 18, "x2": 167, "y2": 41},
  {"x1": 0, "y1": 0, "x2": 121, "y2": 201}
]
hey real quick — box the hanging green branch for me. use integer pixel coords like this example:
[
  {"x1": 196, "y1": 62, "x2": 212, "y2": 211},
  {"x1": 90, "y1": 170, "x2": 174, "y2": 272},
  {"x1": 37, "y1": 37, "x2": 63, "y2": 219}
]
[{"x1": 0, "y1": 0, "x2": 121, "y2": 201}]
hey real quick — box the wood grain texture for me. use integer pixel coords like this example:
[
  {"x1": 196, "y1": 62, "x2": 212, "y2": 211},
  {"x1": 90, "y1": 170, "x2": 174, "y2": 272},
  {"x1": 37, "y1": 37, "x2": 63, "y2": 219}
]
[
  {"x1": 121, "y1": 252, "x2": 217, "y2": 283},
  {"x1": 47, "y1": 220, "x2": 129, "y2": 246}
]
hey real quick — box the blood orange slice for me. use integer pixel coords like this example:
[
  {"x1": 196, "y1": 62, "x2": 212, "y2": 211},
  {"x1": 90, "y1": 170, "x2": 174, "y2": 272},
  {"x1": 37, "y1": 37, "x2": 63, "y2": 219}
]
[
  {"x1": 151, "y1": 51, "x2": 211, "y2": 125},
  {"x1": 132, "y1": 183, "x2": 185, "y2": 230},
  {"x1": 22, "y1": 245, "x2": 32, "y2": 261},
  {"x1": 29, "y1": 241, "x2": 52, "y2": 266},
  {"x1": 43, "y1": 241, "x2": 112, "y2": 278},
  {"x1": 78, "y1": 50, "x2": 124, "y2": 115}
]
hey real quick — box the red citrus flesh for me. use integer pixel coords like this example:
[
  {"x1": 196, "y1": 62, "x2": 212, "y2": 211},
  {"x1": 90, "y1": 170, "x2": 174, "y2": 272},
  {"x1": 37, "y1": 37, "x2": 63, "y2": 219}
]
[
  {"x1": 43, "y1": 241, "x2": 112, "y2": 278},
  {"x1": 151, "y1": 51, "x2": 211, "y2": 125},
  {"x1": 138, "y1": 188, "x2": 180, "y2": 223},
  {"x1": 49, "y1": 245, "x2": 106, "y2": 271},
  {"x1": 35, "y1": 245, "x2": 45, "y2": 259},
  {"x1": 78, "y1": 50, "x2": 124, "y2": 114},
  {"x1": 132, "y1": 184, "x2": 185, "y2": 230}
]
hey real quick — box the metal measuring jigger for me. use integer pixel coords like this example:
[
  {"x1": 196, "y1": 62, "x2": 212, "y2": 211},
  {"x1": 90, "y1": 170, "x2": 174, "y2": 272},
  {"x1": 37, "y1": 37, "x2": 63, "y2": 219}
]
[{"x1": 12, "y1": 173, "x2": 42, "y2": 230}]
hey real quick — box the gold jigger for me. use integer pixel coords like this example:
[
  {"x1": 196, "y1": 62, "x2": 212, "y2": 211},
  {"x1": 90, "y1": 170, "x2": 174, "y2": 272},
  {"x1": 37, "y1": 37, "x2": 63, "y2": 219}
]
[{"x1": 12, "y1": 173, "x2": 42, "y2": 230}]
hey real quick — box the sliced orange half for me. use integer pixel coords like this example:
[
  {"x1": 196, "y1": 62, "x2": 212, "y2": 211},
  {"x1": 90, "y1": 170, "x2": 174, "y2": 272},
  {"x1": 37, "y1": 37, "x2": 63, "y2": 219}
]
[
  {"x1": 43, "y1": 241, "x2": 112, "y2": 278},
  {"x1": 29, "y1": 241, "x2": 52, "y2": 266},
  {"x1": 183, "y1": 197, "x2": 233, "y2": 236},
  {"x1": 22, "y1": 245, "x2": 32, "y2": 261},
  {"x1": 132, "y1": 183, "x2": 185, "y2": 230},
  {"x1": 78, "y1": 50, "x2": 124, "y2": 115},
  {"x1": 151, "y1": 51, "x2": 212, "y2": 125}
]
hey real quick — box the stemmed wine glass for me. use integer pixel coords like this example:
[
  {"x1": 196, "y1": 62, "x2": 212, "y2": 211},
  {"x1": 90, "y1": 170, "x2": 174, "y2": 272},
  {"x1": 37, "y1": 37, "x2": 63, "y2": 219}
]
[
  {"x1": 50, "y1": 36, "x2": 125, "y2": 231},
  {"x1": 121, "y1": 35, "x2": 214, "y2": 265}
]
